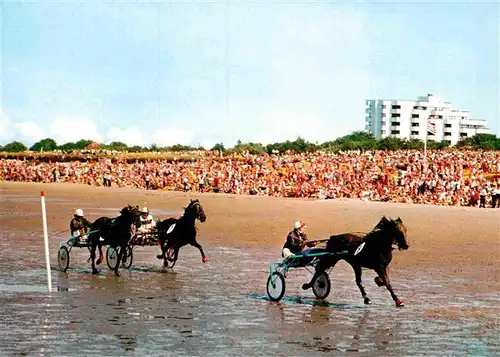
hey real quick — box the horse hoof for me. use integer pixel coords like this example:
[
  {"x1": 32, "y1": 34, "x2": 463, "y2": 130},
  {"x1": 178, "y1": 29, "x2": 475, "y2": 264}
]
[
  {"x1": 115, "y1": 271, "x2": 121, "y2": 277},
  {"x1": 396, "y1": 299, "x2": 404, "y2": 307},
  {"x1": 202, "y1": 256, "x2": 208, "y2": 263},
  {"x1": 92, "y1": 269, "x2": 100, "y2": 275},
  {"x1": 364, "y1": 297, "x2": 372, "y2": 305},
  {"x1": 302, "y1": 283, "x2": 311, "y2": 290},
  {"x1": 374, "y1": 277, "x2": 384, "y2": 287},
  {"x1": 156, "y1": 254, "x2": 164, "y2": 260},
  {"x1": 96, "y1": 258, "x2": 102, "y2": 265}
]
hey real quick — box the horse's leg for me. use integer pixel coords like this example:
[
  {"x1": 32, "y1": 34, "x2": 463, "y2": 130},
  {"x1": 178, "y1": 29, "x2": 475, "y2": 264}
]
[
  {"x1": 302, "y1": 257, "x2": 335, "y2": 290},
  {"x1": 164, "y1": 246, "x2": 179, "y2": 268},
  {"x1": 96, "y1": 241, "x2": 104, "y2": 265},
  {"x1": 163, "y1": 242, "x2": 173, "y2": 267},
  {"x1": 90, "y1": 239, "x2": 99, "y2": 274},
  {"x1": 114, "y1": 245, "x2": 123, "y2": 277},
  {"x1": 374, "y1": 276, "x2": 385, "y2": 287},
  {"x1": 352, "y1": 263, "x2": 371, "y2": 305},
  {"x1": 375, "y1": 266, "x2": 404, "y2": 307},
  {"x1": 156, "y1": 236, "x2": 166, "y2": 260},
  {"x1": 190, "y1": 240, "x2": 208, "y2": 263}
]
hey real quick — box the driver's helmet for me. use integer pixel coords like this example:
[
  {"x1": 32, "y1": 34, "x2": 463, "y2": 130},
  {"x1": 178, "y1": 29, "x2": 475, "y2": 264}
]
[
  {"x1": 141, "y1": 207, "x2": 149, "y2": 215},
  {"x1": 294, "y1": 221, "x2": 307, "y2": 230},
  {"x1": 75, "y1": 209, "x2": 84, "y2": 217}
]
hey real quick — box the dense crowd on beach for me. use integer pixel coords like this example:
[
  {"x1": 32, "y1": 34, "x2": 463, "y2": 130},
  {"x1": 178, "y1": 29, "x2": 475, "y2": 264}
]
[{"x1": 1, "y1": 150, "x2": 500, "y2": 207}]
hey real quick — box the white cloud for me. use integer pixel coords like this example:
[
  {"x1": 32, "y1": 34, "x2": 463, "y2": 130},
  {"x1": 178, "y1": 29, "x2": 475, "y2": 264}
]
[
  {"x1": 49, "y1": 118, "x2": 103, "y2": 144},
  {"x1": 199, "y1": 139, "x2": 218, "y2": 150},
  {"x1": 14, "y1": 121, "x2": 46, "y2": 142},
  {"x1": 1, "y1": 114, "x2": 199, "y2": 148},
  {"x1": 250, "y1": 110, "x2": 327, "y2": 145},
  {"x1": 0, "y1": 107, "x2": 11, "y2": 142},
  {"x1": 150, "y1": 128, "x2": 194, "y2": 147},
  {"x1": 106, "y1": 127, "x2": 145, "y2": 146},
  {"x1": 0, "y1": 109, "x2": 46, "y2": 144},
  {"x1": 104, "y1": 126, "x2": 195, "y2": 147}
]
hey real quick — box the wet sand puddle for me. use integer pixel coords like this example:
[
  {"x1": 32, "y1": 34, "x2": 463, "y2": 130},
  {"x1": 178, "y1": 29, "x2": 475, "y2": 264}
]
[{"x1": 1, "y1": 230, "x2": 499, "y2": 357}]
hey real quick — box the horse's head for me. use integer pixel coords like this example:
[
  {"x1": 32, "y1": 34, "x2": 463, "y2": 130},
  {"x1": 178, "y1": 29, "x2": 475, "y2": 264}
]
[
  {"x1": 184, "y1": 199, "x2": 207, "y2": 223},
  {"x1": 120, "y1": 205, "x2": 142, "y2": 228},
  {"x1": 376, "y1": 216, "x2": 409, "y2": 251}
]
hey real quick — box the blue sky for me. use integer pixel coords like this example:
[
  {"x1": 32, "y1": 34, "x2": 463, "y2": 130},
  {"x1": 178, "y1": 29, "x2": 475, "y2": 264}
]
[{"x1": 1, "y1": 0, "x2": 498, "y2": 148}]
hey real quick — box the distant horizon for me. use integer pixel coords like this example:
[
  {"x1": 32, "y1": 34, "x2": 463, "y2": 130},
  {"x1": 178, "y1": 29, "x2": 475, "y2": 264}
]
[{"x1": 1, "y1": 1, "x2": 498, "y2": 147}]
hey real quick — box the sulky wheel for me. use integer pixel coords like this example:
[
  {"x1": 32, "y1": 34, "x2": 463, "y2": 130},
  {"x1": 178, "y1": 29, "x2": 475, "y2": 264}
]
[
  {"x1": 106, "y1": 246, "x2": 119, "y2": 270},
  {"x1": 266, "y1": 272, "x2": 286, "y2": 302},
  {"x1": 121, "y1": 245, "x2": 133, "y2": 269},
  {"x1": 312, "y1": 272, "x2": 331, "y2": 300},
  {"x1": 58, "y1": 246, "x2": 70, "y2": 272}
]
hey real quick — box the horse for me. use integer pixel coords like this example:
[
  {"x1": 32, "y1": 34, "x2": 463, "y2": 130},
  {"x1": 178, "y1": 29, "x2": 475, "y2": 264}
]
[
  {"x1": 87, "y1": 205, "x2": 142, "y2": 276},
  {"x1": 301, "y1": 216, "x2": 409, "y2": 307},
  {"x1": 155, "y1": 199, "x2": 207, "y2": 268}
]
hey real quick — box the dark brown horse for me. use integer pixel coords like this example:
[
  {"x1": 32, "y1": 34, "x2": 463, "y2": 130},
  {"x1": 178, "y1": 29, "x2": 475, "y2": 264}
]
[
  {"x1": 87, "y1": 205, "x2": 142, "y2": 276},
  {"x1": 302, "y1": 216, "x2": 409, "y2": 307},
  {"x1": 156, "y1": 199, "x2": 207, "y2": 268}
]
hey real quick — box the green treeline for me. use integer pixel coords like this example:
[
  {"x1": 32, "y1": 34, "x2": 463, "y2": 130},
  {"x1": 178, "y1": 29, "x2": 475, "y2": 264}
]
[{"x1": 1, "y1": 132, "x2": 499, "y2": 154}]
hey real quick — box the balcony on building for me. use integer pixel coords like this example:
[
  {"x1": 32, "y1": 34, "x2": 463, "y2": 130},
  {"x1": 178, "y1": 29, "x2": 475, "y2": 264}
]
[{"x1": 476, "y1": 128, "x2": 492, "y2": 134}]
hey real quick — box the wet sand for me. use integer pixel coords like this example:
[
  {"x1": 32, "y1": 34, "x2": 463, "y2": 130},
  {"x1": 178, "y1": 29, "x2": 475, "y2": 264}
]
[{"x1": 0, "y1": 181, "x2": 499, "y2": 356}]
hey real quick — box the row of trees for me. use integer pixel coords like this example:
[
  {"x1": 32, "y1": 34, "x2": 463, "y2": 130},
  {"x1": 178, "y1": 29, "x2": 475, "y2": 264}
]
[
  {"x1": 1, "y1": 132, "x2": 499, "y2": 154},
  {"x1": 0, "y1": 138, "x2": 203, "y2": 154}
]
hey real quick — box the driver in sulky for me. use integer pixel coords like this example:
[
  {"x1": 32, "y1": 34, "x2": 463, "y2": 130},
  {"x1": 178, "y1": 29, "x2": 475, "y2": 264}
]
[{"x1": 136, "y1": 206, "x2": 157, "y2": 245}]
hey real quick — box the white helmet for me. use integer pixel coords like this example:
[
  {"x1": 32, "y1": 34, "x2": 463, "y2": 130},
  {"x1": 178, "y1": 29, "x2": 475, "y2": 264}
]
[
  {"x1": 294, "y1": 221, "x2": 307, "y2": 229},
  {"x1": 141, "y1": 207, "x2": 149, "y2": 213},
  {"x1": 75, "y1": 209, "x2": 84, "y2": 217}
]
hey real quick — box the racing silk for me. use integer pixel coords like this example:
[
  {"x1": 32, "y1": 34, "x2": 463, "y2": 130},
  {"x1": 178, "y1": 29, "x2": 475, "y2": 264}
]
[
  {"x1": 70, "y1": 217, "x2": 92, "y2": 237},
  {"x1": 282, "y1": 229, "x2": 309, "y2": 254},
  {"x1": 138, "y1": 214, "x2": 156, "y2": 233}
]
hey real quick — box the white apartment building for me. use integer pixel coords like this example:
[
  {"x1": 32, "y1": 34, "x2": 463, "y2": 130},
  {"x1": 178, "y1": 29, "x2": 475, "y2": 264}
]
[{"x1": 365, "y1": 93, "x2": 491, "y2": 145}]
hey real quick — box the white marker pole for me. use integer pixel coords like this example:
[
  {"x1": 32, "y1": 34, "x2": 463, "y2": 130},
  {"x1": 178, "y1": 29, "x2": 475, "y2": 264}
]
[{"x1": 41, "y1": 191, "x2": 52, "y2": 292}]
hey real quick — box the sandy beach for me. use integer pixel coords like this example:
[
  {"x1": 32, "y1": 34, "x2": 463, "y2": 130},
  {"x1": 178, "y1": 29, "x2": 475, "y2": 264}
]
[{"x1": 2, "y1": 181, "x2": 498, "y2": 291}]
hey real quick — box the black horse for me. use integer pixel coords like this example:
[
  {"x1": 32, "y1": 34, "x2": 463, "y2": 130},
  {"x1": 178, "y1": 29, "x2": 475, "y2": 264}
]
[
  {"x1": 302, "y1": 216, "x2": 409, "y2": 307},
  {"x1": 87, "y1": 205, "x2": 142, "y2": 276},
  {"x1": 155, "y1": 199, "x2": 207, "y2": 268}
]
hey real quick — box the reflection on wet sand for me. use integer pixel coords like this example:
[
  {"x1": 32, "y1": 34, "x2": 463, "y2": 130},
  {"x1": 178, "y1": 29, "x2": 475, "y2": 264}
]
[{"x1": 304, "y1": 303, "x2": 331, "y2": 325}]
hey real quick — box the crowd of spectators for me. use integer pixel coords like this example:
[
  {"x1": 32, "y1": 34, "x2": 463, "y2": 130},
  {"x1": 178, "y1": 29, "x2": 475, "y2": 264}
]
[{"x1": 1, "y1": 150, "x2": 499, "y2": 207}]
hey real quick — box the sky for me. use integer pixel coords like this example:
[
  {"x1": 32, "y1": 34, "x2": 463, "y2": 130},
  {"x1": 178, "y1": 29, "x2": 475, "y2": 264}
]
[{"x1": 1, "y1": 0, "x2": 499, "y2": 149}]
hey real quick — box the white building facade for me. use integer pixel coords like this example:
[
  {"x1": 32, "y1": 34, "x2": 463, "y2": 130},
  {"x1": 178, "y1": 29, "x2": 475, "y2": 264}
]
[{"x1": 365, "y1": 93, "x2": 491, "y2": 145}]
